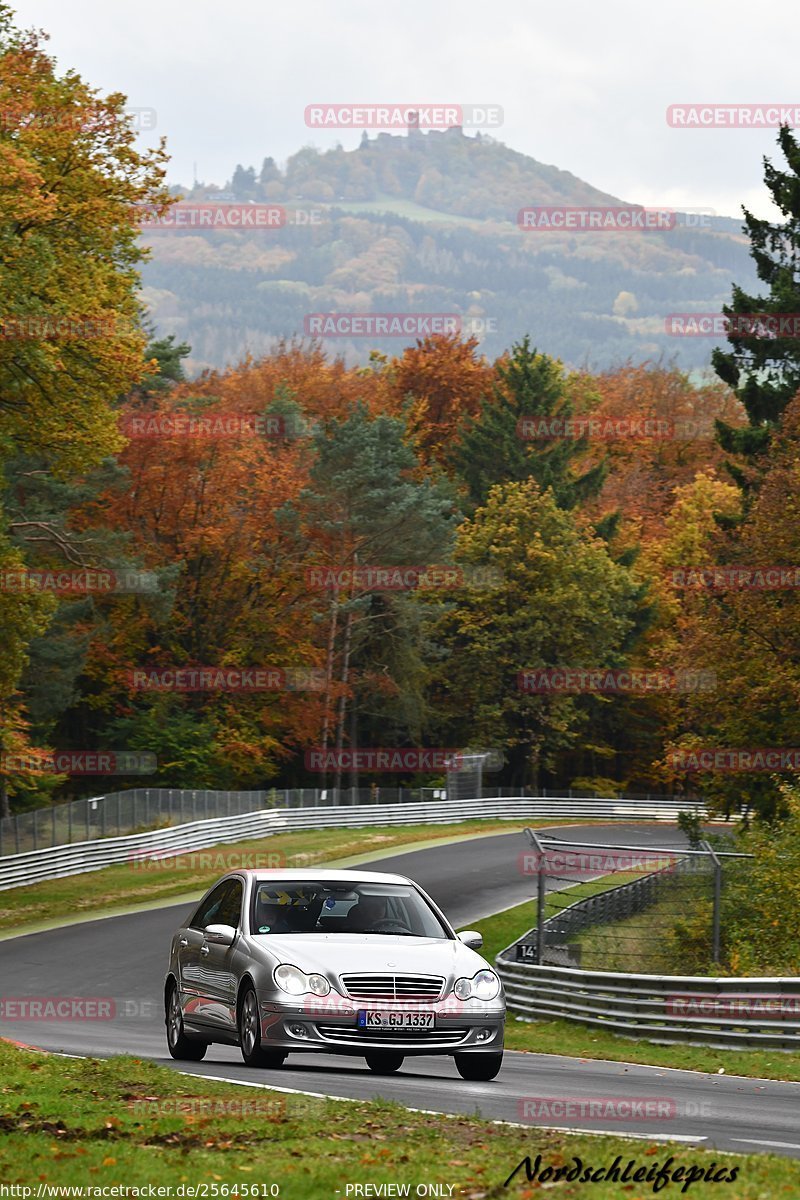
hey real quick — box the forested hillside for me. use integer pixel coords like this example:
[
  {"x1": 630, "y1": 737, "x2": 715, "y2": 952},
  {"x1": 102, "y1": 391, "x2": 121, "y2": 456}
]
[{"x1": 140, "y1": 130, "x2": 757, "y2": 374}]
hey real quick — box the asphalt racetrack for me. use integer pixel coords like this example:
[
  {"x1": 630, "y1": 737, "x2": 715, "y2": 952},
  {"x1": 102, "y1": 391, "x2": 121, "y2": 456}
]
[{"x1": 2, "y1": 824, "x2": 799, "y2": 1158}]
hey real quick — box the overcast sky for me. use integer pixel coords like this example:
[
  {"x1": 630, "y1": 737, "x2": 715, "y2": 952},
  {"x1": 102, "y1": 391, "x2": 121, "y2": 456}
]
[{"x1": 10, "y1": 0, "x2": 799, "y2": 219}]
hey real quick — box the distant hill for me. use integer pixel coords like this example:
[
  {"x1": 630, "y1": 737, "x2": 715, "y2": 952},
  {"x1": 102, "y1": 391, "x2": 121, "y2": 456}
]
[{"x1": 140, "y1": 129, "x2": 757, "y2": 374}]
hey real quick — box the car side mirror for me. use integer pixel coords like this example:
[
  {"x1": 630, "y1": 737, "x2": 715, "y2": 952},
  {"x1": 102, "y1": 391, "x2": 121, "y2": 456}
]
[
  {"x1": 457, "y1": 930, "x2": 483, "y2": 950},
  {"x1": 204, "y1": 923, "x2": 237, "y2": 947}
]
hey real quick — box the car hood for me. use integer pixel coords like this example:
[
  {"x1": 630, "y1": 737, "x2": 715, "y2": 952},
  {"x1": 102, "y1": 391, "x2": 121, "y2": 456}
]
[{"x1": 244, "y1": 933, "x2": 490, "y2": 981}]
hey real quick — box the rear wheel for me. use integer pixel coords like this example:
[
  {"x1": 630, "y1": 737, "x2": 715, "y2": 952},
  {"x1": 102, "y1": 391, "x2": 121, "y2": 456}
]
[
  {"x1": 238, "y1": 986, "x2": 287, "y2": 1069},
  {"x1": 454, "y1": 1052, "x2": 503, "y2": 1081},
  {"x1": 166, "y1": 982, "x2": 208, "y2": 1061},
  {"x1": 364, "y1": 1051, "x2": 405, "y2": 1074}
]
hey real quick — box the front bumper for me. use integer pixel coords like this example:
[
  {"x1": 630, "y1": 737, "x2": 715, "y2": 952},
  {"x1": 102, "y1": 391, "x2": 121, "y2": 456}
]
[{"x1": 259, "y1": 996, "x2": 505, "y2": 1055}]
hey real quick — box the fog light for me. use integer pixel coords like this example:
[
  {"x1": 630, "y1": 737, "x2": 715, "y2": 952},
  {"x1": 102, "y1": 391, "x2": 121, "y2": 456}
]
[
  {"x1": 289, "y1": 1023, "x2": 309, "y2": 1038},
  {"x1": 476, "y1": 1028, "x2": 492, "y2": 1041}
]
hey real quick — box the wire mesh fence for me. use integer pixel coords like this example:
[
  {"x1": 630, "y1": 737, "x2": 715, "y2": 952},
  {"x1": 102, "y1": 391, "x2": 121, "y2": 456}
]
[
  {"x1": 513, "y1": 830, "x2": 752, "y2": 975},
  {"x1": 0, "y1": 784, "x2": 705, "y2": 858},
  {"x1": 0, "y1": 784, "x2": 437, "y2": 856}
]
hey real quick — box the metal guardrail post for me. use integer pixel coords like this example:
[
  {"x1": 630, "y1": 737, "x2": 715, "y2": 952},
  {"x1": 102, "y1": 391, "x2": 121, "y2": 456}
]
[
  {"x1": 702, "y1": 838, "x2": 723, "y2": 965},
  {"x1": 525, "y1": 827, "x2": 547, "y2": 965}
]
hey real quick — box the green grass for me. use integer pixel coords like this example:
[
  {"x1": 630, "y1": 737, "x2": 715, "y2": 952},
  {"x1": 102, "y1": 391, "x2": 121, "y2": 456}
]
[
  {"x1": 568, "y1": 879, "x2": 716, "y2": 975},
  {"x1": 0, "y1": 1041, "x2": 793, "y2": 1198},
  {"x1": 471, "y1": 901, "x2": 800, "y2": 1082},
  {"x1": 324, "y1": 195, "x2": 490, "y2": 226}
]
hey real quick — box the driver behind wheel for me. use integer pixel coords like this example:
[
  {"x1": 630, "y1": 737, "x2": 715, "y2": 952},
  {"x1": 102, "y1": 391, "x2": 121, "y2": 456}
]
[{"x1": 346, "y1": 893, "x2": 388, "y2": 931}]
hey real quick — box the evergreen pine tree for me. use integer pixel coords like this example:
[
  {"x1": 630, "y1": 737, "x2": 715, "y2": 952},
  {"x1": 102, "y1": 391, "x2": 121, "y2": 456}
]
[{"x1": 714, "y1": 126, "x2": 800, "y2": 465}]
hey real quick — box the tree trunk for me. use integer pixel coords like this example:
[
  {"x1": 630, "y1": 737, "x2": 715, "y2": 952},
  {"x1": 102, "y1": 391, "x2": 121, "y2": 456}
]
[
  {"x1": 319, "y1": 588, "x2": 340, "y2": 790},
  {"x1": 333, "y1": 604, "x2": 354, "y2": 795},
  {"x1": 348, "y1": 692, "x2": 359, "y2": 796}
]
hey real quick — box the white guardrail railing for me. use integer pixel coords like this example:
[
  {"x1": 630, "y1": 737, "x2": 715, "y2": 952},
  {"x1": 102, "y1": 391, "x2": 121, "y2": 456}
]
[
  {"x1": 0, "y1": 794, "x2": 705, "y2": 891},
  {"x1": 493, "y1": 959, "x2": 800, "y2": 1051}
]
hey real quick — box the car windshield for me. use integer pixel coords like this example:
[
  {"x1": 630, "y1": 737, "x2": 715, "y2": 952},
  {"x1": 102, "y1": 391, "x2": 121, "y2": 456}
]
[{"x1": 250, "y1": 881, "x2": 451, "y2": 939}]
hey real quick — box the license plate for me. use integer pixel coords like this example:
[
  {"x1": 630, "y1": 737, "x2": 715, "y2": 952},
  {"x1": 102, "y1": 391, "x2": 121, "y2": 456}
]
[{"x1": 357, "y1": 1010, "x2": 435, "y2": 1029}]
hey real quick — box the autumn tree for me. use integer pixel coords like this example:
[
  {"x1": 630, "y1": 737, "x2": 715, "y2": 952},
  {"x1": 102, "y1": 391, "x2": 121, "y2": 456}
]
[
  {"x1": 387, "y1": 333, "x2": 493, "y2": 466},
  {"x1": 661, "y1": 397, "x2": 800, "y2": 818},
  {"x1": 290, "y1": 405, "x2": 456, "y2": 789},
  {"x1": 0, "y1": 6, "x2": 169, "y2": 811},
  {"x1": 426, "y1": 478, "x2": 642, "y2": 788}
]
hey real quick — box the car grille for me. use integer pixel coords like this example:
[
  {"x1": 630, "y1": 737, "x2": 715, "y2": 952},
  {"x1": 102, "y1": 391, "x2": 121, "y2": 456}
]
[
  {"x1": 340, "y1": 973, "x2": 444, "y2": 1002},
  {"x1": 316, "y1": 1023, "x2": 469, "y2": 1045}
]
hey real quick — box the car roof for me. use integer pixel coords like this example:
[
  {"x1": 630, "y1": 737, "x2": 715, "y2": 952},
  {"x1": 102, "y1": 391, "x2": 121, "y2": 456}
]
[{"x1": 239, "y1": 868, "x2": 414, "y2": 885}]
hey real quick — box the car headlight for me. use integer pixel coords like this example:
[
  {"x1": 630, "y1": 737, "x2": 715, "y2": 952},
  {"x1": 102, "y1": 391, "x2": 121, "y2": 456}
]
[
  {"x1": 454, "y1": 969, "x2": 500, "y2": 1001},
  {"x1": 307, "y1": 973, "x2": 331, "y2": 996},
  {"x1": 273, "y1": 963, "x2": 331, "y2": 997}
]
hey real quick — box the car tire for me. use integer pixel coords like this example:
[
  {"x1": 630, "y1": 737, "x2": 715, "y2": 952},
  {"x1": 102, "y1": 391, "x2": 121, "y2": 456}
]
[
  {"x1": 364, "y1": 1051, "x2": 405, "y2": 1074},
  {"x1": 454, "y1": 1052, "x2": 503, "y2": 1081},
  {"x1": 238, "y1": 985, "x2": 287, "y2": 1069},
  {"x1": 166, "y1": 981, "x2": 208, "y2": 1061}
]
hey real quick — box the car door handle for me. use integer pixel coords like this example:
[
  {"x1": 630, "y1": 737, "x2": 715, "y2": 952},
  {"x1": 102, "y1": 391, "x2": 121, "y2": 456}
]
[
  {"x1": 179, "y1": 938, "x2": 189, "y2": 947},
  {"x1": 200, "y1": 945, "x2": 210, "y2": 956}
]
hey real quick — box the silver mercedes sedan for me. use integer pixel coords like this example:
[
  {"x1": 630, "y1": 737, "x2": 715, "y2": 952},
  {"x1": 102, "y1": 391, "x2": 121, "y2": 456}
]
[{"x1": 165, "y1": 868, "x2": 505, "y2": 1080}]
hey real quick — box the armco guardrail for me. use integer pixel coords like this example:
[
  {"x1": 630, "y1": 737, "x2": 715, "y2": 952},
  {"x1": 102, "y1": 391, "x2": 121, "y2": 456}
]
[
  {"x1": 0, "y1": 785, "x2": 704, "y2": 856},
  {"x1": 494, "y1": 959, "x2": 800, "y2": 1050},
  {"x1": 0, "y1": 793, "x2": 707, "y2": 891}
]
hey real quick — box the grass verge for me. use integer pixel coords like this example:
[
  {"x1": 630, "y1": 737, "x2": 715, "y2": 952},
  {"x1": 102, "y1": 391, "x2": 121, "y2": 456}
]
[
  {"x1": 472, "y1": 900, "x2": 800, "y2": 1082},
  {"x1": 0, "y1": 1040, "x2": 793, "y2": 1198}
]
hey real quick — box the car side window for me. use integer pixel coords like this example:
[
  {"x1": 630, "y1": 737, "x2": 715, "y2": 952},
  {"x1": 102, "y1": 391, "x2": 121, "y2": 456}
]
[
  {"x1": 216, "y1": 878, "x2": 243, "y2": 929},
  {"x1": 190, "y1": 881, "x2": 234, "y2": 931}
]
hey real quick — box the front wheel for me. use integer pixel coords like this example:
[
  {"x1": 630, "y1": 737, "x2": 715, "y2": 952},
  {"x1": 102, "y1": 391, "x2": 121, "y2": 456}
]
[
  {"x1": 166, "y1": 982, "x2": 208, "y2": 1061},
  {"x1": 238, "y1": 986, "x2": 287, "y2": 1069},
  {"x1": 364, "y1": 1051, "x2": 404, "y2": 1074},
  {"x1": 454, "y1": 1052, "x2": 503, "y2": 1081}
]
